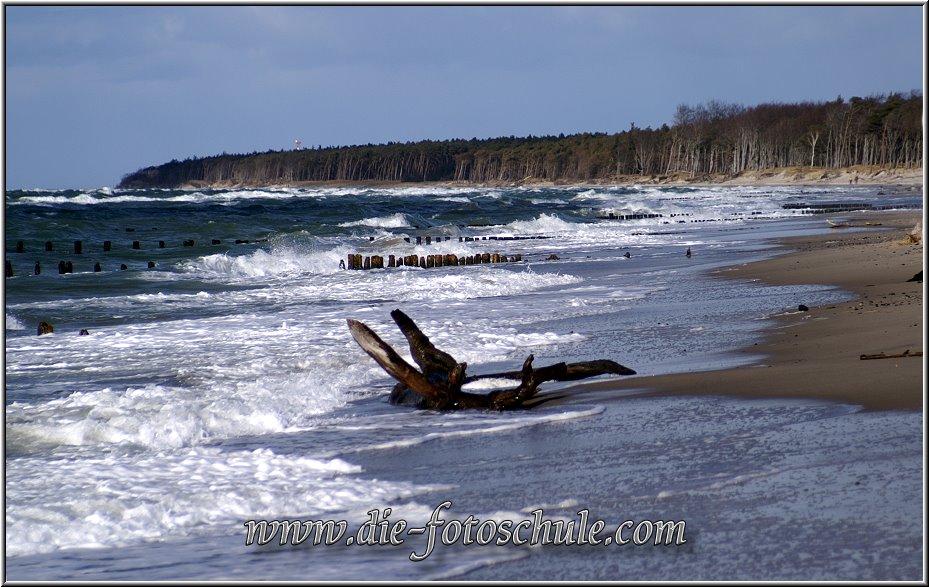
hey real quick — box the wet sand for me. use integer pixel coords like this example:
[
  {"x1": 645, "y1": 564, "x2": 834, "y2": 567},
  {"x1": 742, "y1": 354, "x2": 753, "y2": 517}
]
[{"x1": 569, "y1": 210, "x2": 925, "y2": 411}]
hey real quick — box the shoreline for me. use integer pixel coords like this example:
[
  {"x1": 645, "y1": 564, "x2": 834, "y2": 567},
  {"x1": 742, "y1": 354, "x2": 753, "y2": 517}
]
[
  {"x1": 174, "y1": 166, "x2": 924, "y2": 190},
  {"x1": 568, "y1": 210, "x2": 925, "y2": 411}
]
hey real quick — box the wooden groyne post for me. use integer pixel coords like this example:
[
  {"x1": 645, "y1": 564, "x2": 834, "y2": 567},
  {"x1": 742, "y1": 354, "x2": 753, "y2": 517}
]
[{"x1": 345, "y1": 252, "x2": 524, "y2": 271}]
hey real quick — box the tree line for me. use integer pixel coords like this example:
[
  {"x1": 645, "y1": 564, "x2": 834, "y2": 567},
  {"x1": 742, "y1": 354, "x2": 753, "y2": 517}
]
[{"x1": 119, "y1": 91, "x2": 922, "y2": 188}]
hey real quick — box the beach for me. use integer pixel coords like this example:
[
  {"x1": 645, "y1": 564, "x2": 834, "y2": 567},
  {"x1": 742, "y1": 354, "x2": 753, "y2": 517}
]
[
  {"x1": 570, "y1": 210, "x2": 924, "y2": 411},
  {"x1": 180, "y1": 165, "x2": 925, "y2": 191},
  {"x1": 351, "y1": 207, "x2": 925, "y2": 580}
]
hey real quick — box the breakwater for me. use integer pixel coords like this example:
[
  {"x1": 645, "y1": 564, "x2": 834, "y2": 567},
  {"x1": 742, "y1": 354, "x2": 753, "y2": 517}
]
[{"x1": 5, "y1": 233, "x2": 539, "y2": 276}]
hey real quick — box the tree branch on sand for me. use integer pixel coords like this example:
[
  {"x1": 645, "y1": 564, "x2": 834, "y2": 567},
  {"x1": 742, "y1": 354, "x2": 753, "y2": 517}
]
[{"x1": 347, "y1": 309, "x2": 636, "y2": 410}]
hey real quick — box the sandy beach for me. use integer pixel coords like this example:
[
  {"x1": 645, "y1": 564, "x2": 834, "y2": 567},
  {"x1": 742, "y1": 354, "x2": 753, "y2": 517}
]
[
  {"x1": 571, "y1": 210, "x2": 925, "y2": 411},
  {"x1": 182, "y1": 165, "x2": 924, "y2": 191}
]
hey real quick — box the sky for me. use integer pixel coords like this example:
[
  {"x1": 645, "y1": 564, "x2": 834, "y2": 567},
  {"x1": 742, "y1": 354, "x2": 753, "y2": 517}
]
[{"x1": 3, "y1": 3, "x2": 925, "y2": 189}]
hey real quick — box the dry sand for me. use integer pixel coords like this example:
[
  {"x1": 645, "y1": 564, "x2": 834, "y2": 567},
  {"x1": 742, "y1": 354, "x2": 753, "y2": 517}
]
[
  {"x1": 570, "y1": 210, "x2": 925, "y2": 411},
  {"x1": 508, "y1": 166, "x2": 923, "y2": 188},
  {"x1": 187, "y1": 166, "x2": 924, "y2": 190},
  {"x1": 707, "y1": 165, "x2": 924, "y2": 187}
]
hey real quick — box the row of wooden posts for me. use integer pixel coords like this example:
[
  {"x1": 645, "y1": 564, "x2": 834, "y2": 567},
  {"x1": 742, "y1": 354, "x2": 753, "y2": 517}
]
[
  {"x1": 7, "y1": 253, "x2": 530, "y2": 277},
  {"x1": 9, "y1": 234, "x2": 544, "y2": 256},
  {"x1": 7, "y1": 234, "x2": 543, "y2": 277},
  {"x1": 6, "y1": 259, "x2": 157, "y2": 276},
  {"x1": 396, "y1": 235, "x2": 550, "y2": 244},
  {"x1": 346, "y1": 252, "x2": 524, "y2": 270},
  {"x1": 350, "y1": 235, "x2": 543, "y2": 271},
  {"x1": 8, "y1": 238, "x2": 266, "y2": 255},
  {"x1": 6, "y1": 238, "x2": 264, "y2": 277}
]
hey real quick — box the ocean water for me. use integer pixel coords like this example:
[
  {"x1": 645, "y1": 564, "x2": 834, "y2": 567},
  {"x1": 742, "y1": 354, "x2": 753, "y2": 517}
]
[{"x1": 3, "y1": 184, "x2": 923, "y2": 580}]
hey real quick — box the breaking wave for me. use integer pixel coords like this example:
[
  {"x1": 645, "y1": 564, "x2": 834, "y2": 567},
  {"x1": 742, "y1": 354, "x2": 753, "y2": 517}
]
[{"x1": 338, "y1": 213, "x2": 413, "y2": 229}]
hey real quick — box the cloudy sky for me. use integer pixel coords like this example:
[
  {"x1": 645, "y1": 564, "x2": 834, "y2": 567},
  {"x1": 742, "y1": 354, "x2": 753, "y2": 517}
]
[{"x1": 4, "y1": 4, "x2": 924, "y2": 189}]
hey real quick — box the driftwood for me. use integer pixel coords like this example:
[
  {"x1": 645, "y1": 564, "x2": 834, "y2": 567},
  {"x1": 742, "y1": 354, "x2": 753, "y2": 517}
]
[
  {"x1": 859, "y1": 350, "x2": 923, "y2": 361},
  {"x1": 826, "y1": 220, "x2": 882, "y2": 229},
  {"x1": 347, "y1": 309, "x2": 636, "y2": 410}
]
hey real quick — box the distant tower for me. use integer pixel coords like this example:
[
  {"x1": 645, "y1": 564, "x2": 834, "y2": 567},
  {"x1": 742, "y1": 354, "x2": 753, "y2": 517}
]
[{"x1": 295, "y1": 139, "x2": 302, "y2": 151}]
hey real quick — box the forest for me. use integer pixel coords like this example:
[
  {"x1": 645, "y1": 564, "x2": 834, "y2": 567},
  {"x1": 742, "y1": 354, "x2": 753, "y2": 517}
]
[{"x1": 118, "y1": 92, "x2": 923, "y2": 188}]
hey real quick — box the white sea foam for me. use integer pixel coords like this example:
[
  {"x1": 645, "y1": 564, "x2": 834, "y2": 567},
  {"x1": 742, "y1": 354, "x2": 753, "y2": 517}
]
[
  {"x1": 5, "y1": 367, "x2": 357, "y2": 452},
  {"x1": 521, "y1": 498, "x2": 581, "y2": 512},
  {"x1": 332, "y1": 405, "x2": 604, "y2": 455},
  {"x1": 339, "y1": 213, "x2": 413, "y2": 228},
  {"x1": 8, "y1": 184, "x2": 876, "y2": 215},
  {"x1": 5, "y1": 302, "x2": 387, "y2": 455},
  {"x1": 4, "y1": 445, "x2": 437, "y2": 557},
  {"x1": 568, "y1": 186, "x2": 810, "y2": 224},
  {"x1": 11, "y1": 192, "x2": 141, "y2": 206},
  {"x1": 6, "y1": 313, "x2": 27, "y2": 330},
  {"x1": 176, "y1": 251, "x2": 584, "y2": 302},
  {"x1": 9, "y1": 188, "x2": 313, "y2": 207},
  {"x1": 503, "y1": 213, "x2": 583, "y2": 235},
  {"x1": 179, "y1": 236, "x2": 554, "y2": 281},
  {"x1": 472, "y1": 330, "x2": 586, "y2": 353},
  {"x1": 188, "y1": 245, "x2": 349, "y2": 278},
  {"x1": 5, "y1": 284, "x2": 594, "y2": 453},
  {"x1": 359, "y1": 186, "x2": 479, "y2": 198}
]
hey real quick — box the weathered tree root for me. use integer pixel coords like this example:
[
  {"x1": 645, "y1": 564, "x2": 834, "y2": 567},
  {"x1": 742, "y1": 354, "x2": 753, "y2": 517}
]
[{"x1": 347, "y1": 309, "x2": 636, "y2": 411}]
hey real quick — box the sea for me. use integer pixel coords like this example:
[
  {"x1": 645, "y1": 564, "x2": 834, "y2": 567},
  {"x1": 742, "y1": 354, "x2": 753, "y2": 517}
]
[{"x1": 3, "y1": 183, "x2": 924, "y2": 580}]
